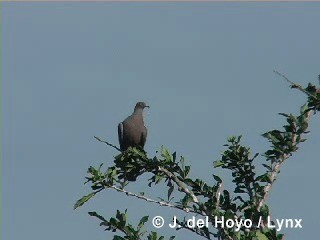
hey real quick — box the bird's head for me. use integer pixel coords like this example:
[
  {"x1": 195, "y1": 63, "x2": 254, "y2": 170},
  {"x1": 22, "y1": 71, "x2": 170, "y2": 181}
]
[{"x1": 134, "y1": 102, "x2": 150, "y2": 111}]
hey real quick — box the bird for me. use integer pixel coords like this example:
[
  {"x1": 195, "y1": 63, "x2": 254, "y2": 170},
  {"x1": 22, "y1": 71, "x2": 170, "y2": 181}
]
[{"x1": 118, "y1": 102, "x2": 149, "y2": 151}]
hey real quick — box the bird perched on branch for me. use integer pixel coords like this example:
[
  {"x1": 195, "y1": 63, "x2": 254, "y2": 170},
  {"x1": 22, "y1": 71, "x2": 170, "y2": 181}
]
[{"x1": 118, "y1": 102, "x2": 149, "y2": 151}]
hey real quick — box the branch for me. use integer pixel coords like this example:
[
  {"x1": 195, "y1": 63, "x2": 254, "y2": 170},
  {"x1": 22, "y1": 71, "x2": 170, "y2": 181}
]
[
  {"x1": 94, "y1": 136, "x2": 121, "y2": 152},
  {"x1": 257, "y1": 159, "x2": 286, "y2": 211},
  {"x1": 91, "y1": 141, "x2": 208, "y2": 215},
  {"x1": 103, "y1": 183, "x2": 200, "y2": 215},
  {"x1": 215, "y1": 182, "x2": 223, "y2": 209},
  {"x1": 146, "y1": 167, "x2": 233, "y2": 240},
  {"x1": 257, "y1": 76, "x2": 314, "y2": 211},
  {"x1": 158, "y1": 167, "x2": 200, "y2": 204},
  {"x1": 274, "y1": 70, "x2": 318, "y2": 101},
  {"x1": 157, "y1": 166, "x2": 214, "y2": 218}
]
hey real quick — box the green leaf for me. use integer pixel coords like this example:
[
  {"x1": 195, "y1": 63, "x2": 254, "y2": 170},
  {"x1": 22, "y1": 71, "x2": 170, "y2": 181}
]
[
  {"x1": 224, "y1": 210, "x2": 234, "y2": 220},
  {"x1": 167, "y1": 185, "x2": 174, "y2": 200},
  {"x1": 300, "y1": 103, "x2": 308, "y2": 114},
  {"x1": 278, "y1": 113, "x2": 290, "y2": 117},
  {"x1": 116, "y1": 210, "x2": 127, "y2": 226},
  {"x1": 262, "y1": 164, "x2": 272, "y2": 171},
  {"x1": 74, "y1": 192, "x2": 95, "y2": 209},
  {"x1": 138, "y1": 216, "x2": 149, "y2": 228},
  {"x1": 256, "y1": 231, "x2": 269, "y2": 240},
  {"x1": 113, "y1": 236, "x2": 126, "y2": 240},
  {"x1": 184, "y1": 178, "x2": 196, "y2": 187},
  {"x1": 213, "y1": 161, "x2": 224, "y2": 168},
  {"x1": 154, "y1": 175, "x2": 163, "y2": 184},
  {"x1": 132, "y1": 147, "x2": 146, "y2": 158},
  {"x1": 261, "y1": 132, "x2": 271, "y2": 139},
  {"x1": 212, "y1": 174, "x2": 222, "y2": 183},
  {"x1": 161, "y1": 147, "x2": 172, "y2": 161},
  {"x1": 88, "y1": 211, "x2": 107, "y2": 222},
  {"x1": 256, "y1": 173, "x2": 271, "y2": 183},
  {"x1": 172, "y1": 152, "x2": 177, "y2": 162},
  {"x1": 234, "y1": 196, "x2": 245, "y2": 203},
  {"x1": 184, "y1": 166, "x2": 190, "y2": 178}
]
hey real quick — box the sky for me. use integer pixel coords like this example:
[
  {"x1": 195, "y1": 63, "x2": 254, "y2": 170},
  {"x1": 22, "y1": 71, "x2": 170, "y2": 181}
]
[{"x1": 2, "y1": 2, "x2": 320, "y2": 240}]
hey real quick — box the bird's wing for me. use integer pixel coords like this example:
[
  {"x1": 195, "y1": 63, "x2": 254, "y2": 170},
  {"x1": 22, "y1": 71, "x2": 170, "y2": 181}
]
[
  {"x1": 118, "y1": 122, "x2": 124, "y2": 151},
  {"x1": 140, "y1": 126, "x2": 148, "y2": 149}
]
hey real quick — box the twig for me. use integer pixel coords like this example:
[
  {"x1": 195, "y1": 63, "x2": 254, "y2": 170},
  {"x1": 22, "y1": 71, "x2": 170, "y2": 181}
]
[
  {"x1": 103, "y1": 183, "x2": 201, "y2": 215},
  {"x1": 94, "y1": 136, "x2": 121, "y2": 152},
  {"x1": 274, "y1": 70, "x2": 318, "y2": 101},
  {"x1": 158, "y1": 167, "x2": 200, "y2": 204},
  {"x1": 215, "y1": 182, "x2": 223, "y2": 209},
  {"x1": 157, "y1": 166, "x2": 213, "y2": 220}
]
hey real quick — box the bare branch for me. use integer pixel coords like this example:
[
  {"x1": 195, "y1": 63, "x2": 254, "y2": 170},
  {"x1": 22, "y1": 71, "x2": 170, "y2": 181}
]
[
  {"x1": 274, "y1": 70, "x2": 318, "y2": 101},
  {"x1": 94, "y1": 136, "x2": 121, "y2": 152},
  {"x1": 103, "y1": 183, "x2": 201, "y2": 215},
  {"x1": 215, "y1": 182, "x2": 223, "y2": 209},
  {"x1": 158, "y1": 167, "x2": 199, "y2": 204}
]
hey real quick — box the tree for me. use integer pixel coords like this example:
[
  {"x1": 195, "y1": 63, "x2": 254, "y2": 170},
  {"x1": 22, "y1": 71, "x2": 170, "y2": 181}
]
[{"x1": 74, "y1": 72, "x2": 320, "y2": 240}]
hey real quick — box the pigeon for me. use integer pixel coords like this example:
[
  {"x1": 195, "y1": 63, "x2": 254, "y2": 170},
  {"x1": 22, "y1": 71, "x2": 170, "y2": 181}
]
[{"x1": 118, "y1": 102, "x2": 149, "y2": 151}]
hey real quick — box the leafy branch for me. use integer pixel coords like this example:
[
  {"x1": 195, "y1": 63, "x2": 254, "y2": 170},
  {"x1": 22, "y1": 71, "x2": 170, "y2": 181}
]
[{"x1": 75, "y1": 73, "x2": 319, "y2": 240}]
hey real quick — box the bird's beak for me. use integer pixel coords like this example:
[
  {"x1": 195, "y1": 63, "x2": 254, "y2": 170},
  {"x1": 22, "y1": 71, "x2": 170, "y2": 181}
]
[{"x1": 145, "y1": 105, "x2": 150, "y2": 109}]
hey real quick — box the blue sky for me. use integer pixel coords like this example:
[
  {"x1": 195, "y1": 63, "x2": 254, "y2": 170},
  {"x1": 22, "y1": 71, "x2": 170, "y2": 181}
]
[{"x1": 2, "y1": 2, "x2": 320, "y2": 240}]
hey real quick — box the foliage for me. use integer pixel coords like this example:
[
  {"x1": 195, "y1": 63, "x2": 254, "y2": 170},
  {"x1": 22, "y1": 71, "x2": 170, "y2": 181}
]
[{"x1": 74, "y1": 75, "x2": 320, "y2": 240}]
